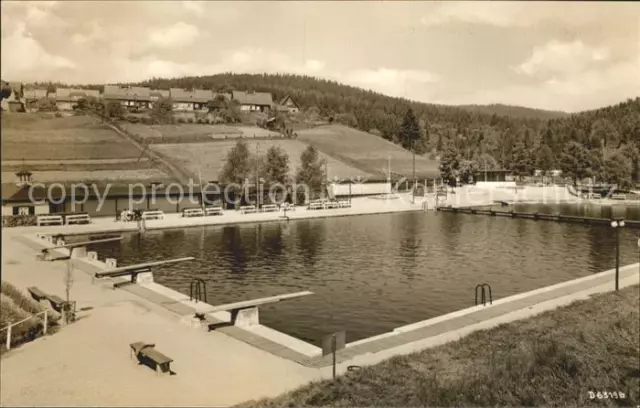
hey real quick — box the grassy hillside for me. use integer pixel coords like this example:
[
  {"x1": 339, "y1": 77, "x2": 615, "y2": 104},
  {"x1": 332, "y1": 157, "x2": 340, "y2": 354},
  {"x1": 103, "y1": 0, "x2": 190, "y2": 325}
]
[
  {"x1": 242, "y1": 285, "x2": 640, "y2": 407},
  {"x1": 0, "y1": 113, "x2": 173, "y2": 184},
  {"x1": 151, "y1": 139, "x2": 372, "y2": 182},
  {"x1": 297, "y1": 125, "x2": 439, "y2": 178}
]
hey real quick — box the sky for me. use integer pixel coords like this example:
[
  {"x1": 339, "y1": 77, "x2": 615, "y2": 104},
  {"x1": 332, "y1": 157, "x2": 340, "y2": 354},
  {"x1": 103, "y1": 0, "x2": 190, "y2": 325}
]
[{"x1": 1, "y1": 1, "x2": 638, "y2": 112}]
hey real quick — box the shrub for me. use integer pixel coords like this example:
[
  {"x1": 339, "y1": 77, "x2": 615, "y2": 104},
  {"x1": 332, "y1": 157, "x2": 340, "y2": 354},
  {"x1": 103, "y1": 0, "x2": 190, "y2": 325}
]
[
  {"x1": 187, "y1": 117, "x2": 194, "y2": 124},
  {"x1": 0, "y1": 297, "x2": 45, "y2": 353},
  {"x1": 2, "y1": 215, "x2": 37, "y2": 227},
  {"x1": 126, "y1": 116, "x2": 140, "y2": 123},
  {"x1": 177, "y1": 117, "x2": 186, "y2": 124},
  {"x1": 54, "y1": 112, "x2": 63, "y2": 118}
]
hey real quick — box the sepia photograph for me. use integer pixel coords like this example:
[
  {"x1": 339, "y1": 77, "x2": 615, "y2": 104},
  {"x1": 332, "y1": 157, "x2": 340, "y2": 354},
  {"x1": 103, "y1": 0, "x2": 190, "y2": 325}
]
[{"x1": 0, "y1": 1, "x2": 639, "y2": 407}]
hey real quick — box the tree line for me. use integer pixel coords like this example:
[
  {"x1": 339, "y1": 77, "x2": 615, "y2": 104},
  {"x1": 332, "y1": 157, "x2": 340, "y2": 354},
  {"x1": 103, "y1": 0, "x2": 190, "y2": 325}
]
[{"x1": 220, "y1": 140, "x2": 325, "y2": 204}]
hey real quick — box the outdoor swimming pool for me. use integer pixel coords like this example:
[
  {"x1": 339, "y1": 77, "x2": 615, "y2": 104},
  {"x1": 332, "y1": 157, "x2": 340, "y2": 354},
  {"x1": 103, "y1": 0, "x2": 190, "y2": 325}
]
[{"x1": 84, "y1": 203, "x2": 640, "y2": 345}]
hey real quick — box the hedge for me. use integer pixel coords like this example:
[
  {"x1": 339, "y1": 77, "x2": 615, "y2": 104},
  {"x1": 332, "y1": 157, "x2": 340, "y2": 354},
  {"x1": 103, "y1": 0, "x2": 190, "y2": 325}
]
[{"x1": 2, "y1": 215, "x2": 37, "y2": 228}]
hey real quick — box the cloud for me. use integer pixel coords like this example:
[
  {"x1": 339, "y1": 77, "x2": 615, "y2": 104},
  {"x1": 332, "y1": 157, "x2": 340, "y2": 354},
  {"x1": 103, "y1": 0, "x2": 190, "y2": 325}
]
[
  {"x1": 148, "y1": 22, "x2": 199, "y2": 49},
  {"x1": 419, "y1": 2, "x2": 608, "y2": 28},
  {"x1": 182, "y1": 1, "x2": 204, "y2": 14},
  {"x1": 514, "y1": 40, "x2": 610, "y2": 76},
  {"x1": 448, "y1": 56, "x2": 640, "y2": 112},
  {"x1": 1, "y1": 22, "x2": 75, "y2": 80}
]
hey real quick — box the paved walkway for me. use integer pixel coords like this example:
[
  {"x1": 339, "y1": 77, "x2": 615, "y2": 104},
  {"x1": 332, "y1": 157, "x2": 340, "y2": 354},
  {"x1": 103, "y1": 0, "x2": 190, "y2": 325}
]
[{"x1": 1, "y1": 231, "x2": 322, "y2": 407}]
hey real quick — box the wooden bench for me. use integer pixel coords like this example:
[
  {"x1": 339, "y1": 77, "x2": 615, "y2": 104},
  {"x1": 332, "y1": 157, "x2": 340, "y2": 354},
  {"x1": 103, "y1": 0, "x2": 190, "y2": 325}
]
[
  {"x1": 308, "y1": 202, "x2": 324, "y2": 210},
  {"x1": 27, "y1": 286, "x2": 49, "y2": 302},
  {"x1": 48, "y1": 295, "x2": 66, "y2": 313},
  {"x1": 65, "y1": 214, "x2": 91, "y2": 225},
  {"x1": 37, "y1": 215, "x2": 64, "y2": 226},
  {"x1": 324, "y1": 201, "x2": 339, "y2": 209},
  {"x1": 281, "y1": 203, "x2": 296, "y2": 212},
  {"x1": 338, "y1": 200, "x2": 351, "y2": 208},
  {"x1": 130, "y1": 342, "x2": 173, "y2": 375},
  {"x1": 182, "y1": 208, "x2": 204, "y2": 217},
  {"x1": 240, "y1": 205, "x2": 256, "y2": 214},
  {"x1": 611, "y1": 193, "x2": 627, "y2": 200},
  {"x1": 141, "y1": 210, "x2": 164, "y2": 220},
  {"x1": 204, "y1": 206, "x2": 223, "y2": 216},
  {"x1": 261, "y1": 204, "x2": 278, "y2": 212}
]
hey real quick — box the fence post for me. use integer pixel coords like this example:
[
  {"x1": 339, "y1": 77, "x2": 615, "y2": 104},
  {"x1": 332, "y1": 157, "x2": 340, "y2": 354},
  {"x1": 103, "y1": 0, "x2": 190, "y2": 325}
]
[
  {"x1": 6, "y1": 323, "x2": 12, "y2": 350},
  {"x1": 43, "y1": 311, "x2": 48, "y2": 335}
]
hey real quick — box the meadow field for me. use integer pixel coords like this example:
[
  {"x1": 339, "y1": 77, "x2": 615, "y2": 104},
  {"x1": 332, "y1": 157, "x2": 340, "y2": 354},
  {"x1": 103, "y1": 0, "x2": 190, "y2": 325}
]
[
  {"x1": 151, "y1": 139, "x2": 372, "y2": 182},
  {"x1": 119, "y1": 123, "x2": 280, "y2": 144},
  {"x1": 298, "y1": 125, "x2": 439, "y2": 178},
  {"x1": 1, "y1": 113, "x2": 172, "y2": 183}
]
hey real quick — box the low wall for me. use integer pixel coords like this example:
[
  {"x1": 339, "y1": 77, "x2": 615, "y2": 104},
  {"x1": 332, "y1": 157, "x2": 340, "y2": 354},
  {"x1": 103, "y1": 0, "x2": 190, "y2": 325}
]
[{"x1": 474, "y1": 181, "x2": 517, "y2": 189}]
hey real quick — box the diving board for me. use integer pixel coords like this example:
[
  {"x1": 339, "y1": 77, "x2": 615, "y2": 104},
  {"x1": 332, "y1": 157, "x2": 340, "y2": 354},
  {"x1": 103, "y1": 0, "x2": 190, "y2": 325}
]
[
  {"x1": 42, "y1": 236, "x2": 124, "y2": 253},
  {"x1": 194, "y1": 291, "x2": 313, "y2": 328},
  {"x1": 95, "y1": 257, "x2": 195, "y2": 288},
  {"x1": 40, "y1": 236, "x2": 124, "y2": 261}
]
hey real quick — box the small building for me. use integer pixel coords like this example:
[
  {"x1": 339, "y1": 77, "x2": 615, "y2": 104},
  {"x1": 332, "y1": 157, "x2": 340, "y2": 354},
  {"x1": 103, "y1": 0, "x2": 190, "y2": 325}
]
[
  {"x1": 1, "y1": 171, "x2": 51, "y2": 216},
  {"x1": 103, "y1": 85, "x2": 151, "y2": 110},
  {"x1": 232, "y1": 90, "x2": 273, "y2": 113},
  {"x1": 473, "y1": 169, "x2": 516, "y2": 188},
  {"x1": 278, "y1": 95, "x2": 300, "y2": 113},
  {"x1": 169, "y1": 88, "x2": 213, "y2": 112},
  {"x1": 54, "y1": 88, "x2": 100, "y2": 111}
]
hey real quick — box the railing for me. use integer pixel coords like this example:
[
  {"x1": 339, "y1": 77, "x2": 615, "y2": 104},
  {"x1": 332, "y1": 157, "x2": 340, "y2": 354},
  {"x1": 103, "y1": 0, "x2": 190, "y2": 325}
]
[
  {"x1": 475, "y1": 284, "x2": 493, "y2": 306},
  {"x1": 0, "y1": 310, "x2": 49, "y2": 351}
]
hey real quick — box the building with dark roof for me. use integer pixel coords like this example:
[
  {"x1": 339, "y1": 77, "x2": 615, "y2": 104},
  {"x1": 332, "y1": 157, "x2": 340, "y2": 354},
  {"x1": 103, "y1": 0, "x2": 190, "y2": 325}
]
[{"x1": 231, "y1": 91, "x2": 273, "y2": 113}]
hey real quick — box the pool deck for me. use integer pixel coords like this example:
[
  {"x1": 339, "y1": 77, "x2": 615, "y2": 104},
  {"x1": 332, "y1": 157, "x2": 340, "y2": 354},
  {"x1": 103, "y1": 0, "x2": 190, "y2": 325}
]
[{"x1": 2, "y1": 193, "x2": 639, "y2": 406}]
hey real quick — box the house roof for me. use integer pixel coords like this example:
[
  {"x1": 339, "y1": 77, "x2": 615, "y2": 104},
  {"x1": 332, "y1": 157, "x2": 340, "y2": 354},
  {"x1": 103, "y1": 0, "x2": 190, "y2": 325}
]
[
  {"x1": 274, "y1": 104, "x2": 289, "y2": 113},
  {"x1": 103, "y1": 85, "x2": 151, "y2": 101},
  {"x1": 169, "y1": 88, "x2": 214, "y2": 103},
  {"x1": 231, "y1": 91, "x2": 273, "y2": 106},
  {"x1": 1, "y1": 184, "x2": 54, "y2": 203},
  {"x1": 279, "y1": 95, "x2": 299, "y2": 108},
  {"x1": 150, "y1": 89, "x2": 170, "y2": 99},
  {"x1": 55, "y1": 88, "x2": 100, "y2": 102}
]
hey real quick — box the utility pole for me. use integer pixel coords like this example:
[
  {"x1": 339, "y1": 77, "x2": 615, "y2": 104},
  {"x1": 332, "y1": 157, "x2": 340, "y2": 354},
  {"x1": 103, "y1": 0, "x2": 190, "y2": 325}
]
[
  {"x1": 255, "y1": 143, "x2": 260, "y2": 208},
  {"x1": 412, "y1": 139, "x2": 416, "y2": 204}
]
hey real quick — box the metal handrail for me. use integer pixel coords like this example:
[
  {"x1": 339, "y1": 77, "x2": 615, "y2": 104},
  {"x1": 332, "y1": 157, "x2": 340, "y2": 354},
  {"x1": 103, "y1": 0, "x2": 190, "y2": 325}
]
[
  {"x1": 189, "y1": 279, "x2": 207, "y2": 303},
  {"x1": 474, "y1": 284, "x2": 493, "y2": 306},
  {"x1": 0, "y1": 310, "x2": 48, "y2": 333}
]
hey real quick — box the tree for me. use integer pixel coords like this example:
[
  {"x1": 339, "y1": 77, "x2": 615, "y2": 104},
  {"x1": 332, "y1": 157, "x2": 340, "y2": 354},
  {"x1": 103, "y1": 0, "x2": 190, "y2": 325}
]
[
  {"x1": 438, "y1": 144, "x2": 460, "y2": 186},
  {"x1": 399, "y1": 108, "x2": 421, "y2": 152},
  {"x1": 559, "y1": 141, "x2": 592, "y2": 186},
  {"x1": 262, "y1": 146, "x2": 290, "y2": 186},
  {"x1": 105, "y1": 101, "x2": 124, "y2": 119},
  {"x1": 220, "y1": 140, "x2": 252, "y2": 188},
  {"x1": 208, "y1": 94, "x2": 227, "y2": 112},
  {"x1": 295, "y1": 145, "x2": 324, "y2": 201},
  {"x1": 151, "y1": 98, "x2": 173, "y2": 124},
  {"x1": 536, "y1": 144, "x2": 555, "y2": 180},
  {"x1": 602, "y1": 150, "x2": 633, "y2": 189},
  {"x1": 75, "y1": 97, "x2": 88, "y2": 111},
  {"x1": 509, "y1": 139, "x2": 533, "y2": 180}
]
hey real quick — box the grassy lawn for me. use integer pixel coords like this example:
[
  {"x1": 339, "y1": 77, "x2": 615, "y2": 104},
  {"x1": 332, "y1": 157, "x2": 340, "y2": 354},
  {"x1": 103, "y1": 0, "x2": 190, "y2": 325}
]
[{"x1": 243, "y1": 285, "x2": 640, "y2": 407}]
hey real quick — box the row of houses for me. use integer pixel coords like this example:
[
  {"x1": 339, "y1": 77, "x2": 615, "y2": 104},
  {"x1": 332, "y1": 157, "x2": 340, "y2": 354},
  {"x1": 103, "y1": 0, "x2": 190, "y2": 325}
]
[{"x1": 1, "y1": 81, "x2": 301, "y2": 114}]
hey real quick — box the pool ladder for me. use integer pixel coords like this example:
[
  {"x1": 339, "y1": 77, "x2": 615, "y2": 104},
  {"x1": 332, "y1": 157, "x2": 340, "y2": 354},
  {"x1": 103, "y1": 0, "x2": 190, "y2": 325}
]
[
  {"x1": 190, "y1": 279, "x2": 207, "y2": 303},
  {"x1": 474, "y1": 283, "x2": 493, "y2": 306}
]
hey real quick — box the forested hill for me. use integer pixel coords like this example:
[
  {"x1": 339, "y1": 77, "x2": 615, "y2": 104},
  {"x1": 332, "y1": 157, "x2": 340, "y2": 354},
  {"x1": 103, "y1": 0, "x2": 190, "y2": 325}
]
[
  {"x1": 136, "y1": 74, "x2": 639, "y2": 186},
  {"x1": 456, "y1": 104, "x2": 568, "y2": 120}
]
